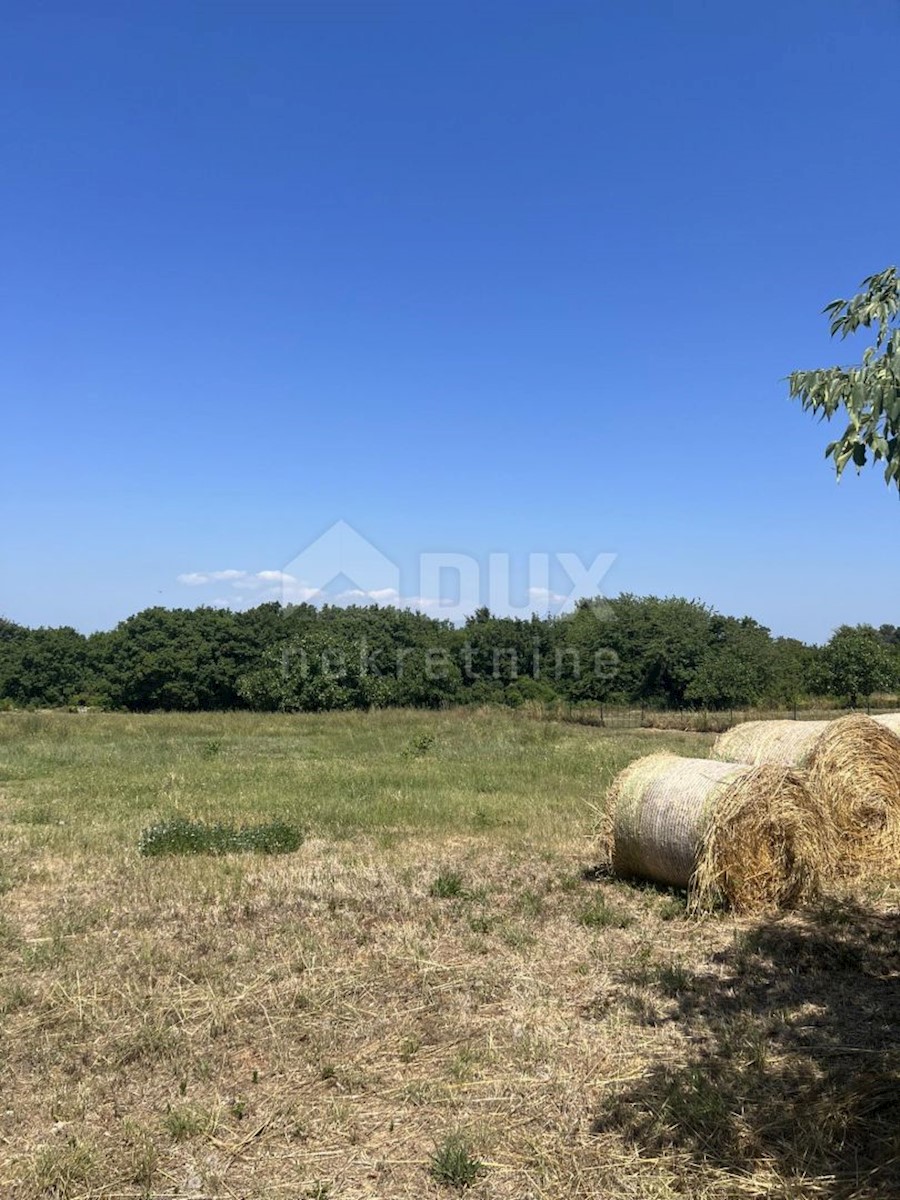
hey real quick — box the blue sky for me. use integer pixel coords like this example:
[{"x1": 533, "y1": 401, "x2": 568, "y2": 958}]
[{"x1": 1, "y1": 0, "x2": 898, "y2": 643}]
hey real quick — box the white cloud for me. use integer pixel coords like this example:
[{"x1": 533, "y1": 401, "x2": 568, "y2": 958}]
[
  {"x1": 281, "y1": 582, "x2": 326, "y2": 603},
  {"x1": 330, "y1": 586, "x2": 443, "y2": 610},
  {"x1": 257, "y1": 570, "x2": 297, "y2": 584},
  {"x1": 177, "y1": 569, "x2": 247, "y2": 586},
  {"x1": 405, "y1": 595, "x2": 441, "y2": 610},
  {"x1": 330, "y1": 585, "x2": 406, "y2": 605},
  {"x1": 226, "y1": 571, "x2": 302, "y2": 593},
  {"x1": 177, "y1": 568, "x2": 441, "y2": 614},
  {"x1": 528, "y1": 586, "x2": 568, "y2": 605}
]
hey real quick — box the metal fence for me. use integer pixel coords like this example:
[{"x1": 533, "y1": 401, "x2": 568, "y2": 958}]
[{"x1": 543, "y1": 701, "x2": 900, "y2": 733}]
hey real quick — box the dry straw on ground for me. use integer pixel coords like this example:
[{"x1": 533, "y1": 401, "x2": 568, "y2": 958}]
[
  {"x1": 606, "y1": 753, "x2": 829, "y2": 914},
  {"x1": 874, "y1": 712, "x2": 900, "y2": 735},
  {"x1": 714, "y1": 714, "x2": 900, "y2": 870}
]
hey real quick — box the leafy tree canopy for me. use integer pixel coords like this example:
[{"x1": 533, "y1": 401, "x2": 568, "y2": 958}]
[
  {"x1": 686, "y1": 616, "x2": 774, "y2": 710},
  {"x1": 2, "y1": 599, "x2": 898, "y2": 714},
  {"x1": 821, "y1": 624, "x2": 897, "y2": 707}
]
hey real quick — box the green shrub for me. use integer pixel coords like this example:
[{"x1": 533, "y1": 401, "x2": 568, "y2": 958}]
[
  {"x1": 138, "y1": 818, "x2": 303, "y2": 858},
  {"x1": 403, "y1": 732, "x2": 436, "y2": 758},
  {"x1": 236, "y1": 821, "x2": 303, "y2": 854}
]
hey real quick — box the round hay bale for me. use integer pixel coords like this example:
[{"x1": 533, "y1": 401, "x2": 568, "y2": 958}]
[
  {"x1": 713, "y1": 719, "x2": 831, "y2": 766},
  {"x1": 607, "y1": 753, "x2": 829, "y2": 913},
  {"x1": 713, "y1": 714, "x2": 900, "y2": 869}
]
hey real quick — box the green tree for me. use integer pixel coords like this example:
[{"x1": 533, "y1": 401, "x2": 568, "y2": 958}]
[
  {"x1": 789, "y1": 266, "x2": 900, "y2": 491},
  {"x1": 238, "y1": 632, "x2": 364, "y2": 712},
  {"x1": 768, "y1": 637, "x2": 820, "y2": 709},
  {"x1": 556, "y1": 600, "x2": 621, "y2": 705},
  {"x1": 237, "y1": 606, "x2": 464, "y2": 712},
  {"x1": 0, "y1": 625, "x2": 90, "y2": 707},
  {"x1": 686, "y1": 616, "x2": 774, "y2": 710},
  {"x1": 458, "y1": 611, "x2": 544, "y2": 699},
  {"x1": 98, "y1": 607, "x2": 247, "y2": 710},
  {"x1": 605, "y1": 594, "x2": 715, "y2": 707},
  {"x1": 0, "y1": 617, "x2": 24, "y2": 645},
  {"x1": 821, "y1": 624, "x2": 896, "y2": 707}
]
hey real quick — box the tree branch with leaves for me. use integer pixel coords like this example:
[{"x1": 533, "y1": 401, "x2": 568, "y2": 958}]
[{"x1": 789, "y1": 266, "x2": 900, "y2": 491}]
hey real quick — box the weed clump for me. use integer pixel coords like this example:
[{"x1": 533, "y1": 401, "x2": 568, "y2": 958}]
[
  {"x1": 429, "y1": 1133, "x2": 485, "y2": 1189},
  {"x1": 138, "y1": 818, "x2": 303, "y2": 858},
  {"x1": 403, "y1": 732, "x2": 436, "y2": 758},
  {"x1": 429, "y1": 870, "x2": 467, "y2": 899},
  {"x1": 578, "y1": 892, "x2": 634, "y2": 929}
]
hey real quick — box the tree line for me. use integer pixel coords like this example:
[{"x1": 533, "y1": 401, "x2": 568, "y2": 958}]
[{"x1": 0, "y1": 597, "x2": 898, "y2": 713}]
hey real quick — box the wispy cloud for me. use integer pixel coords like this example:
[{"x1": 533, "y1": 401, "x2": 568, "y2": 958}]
[
  {"x1": 331, "y1": 585, "x2": 441, "y2": 609},
  {"x1": 177, "y1": 568, "x2": 433, "y2": 610},
  {"x1": 232, "y1": 572, "x2": 292, "y2": 592},
  {"x1": 180, "y1": 569, "x2": 306, "y2": 593},
  {"x1": 178, "y1": 571, "x2": 562, "y2": 616},
  {"x1": 257, "y1": 570, "x2": 297, "y2": 584},
  {"x1": 177, "y1": 569, "x2": 248, "y2": 586},
  {"x1": 333, "y1": 585, "x2": 402, "y2": 603},
  {"x1": 528, "y1": 585, "x2": 568, "y2": 605}
]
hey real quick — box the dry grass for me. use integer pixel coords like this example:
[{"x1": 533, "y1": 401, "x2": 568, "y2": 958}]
[
  {"x1": 591, "y1": 899, "x2": 900, "y2": 1200},
  {"x1": 0, "y1": 834, "x2": 722, "y2": 1199},
  {"x1": 1, "y1": 709, "x2": 898, "y2": 1199}
]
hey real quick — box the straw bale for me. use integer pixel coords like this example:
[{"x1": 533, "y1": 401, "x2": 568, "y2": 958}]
[
  {"x1": 607, "y1": 753, "x2": 828, "y2": 912},
  {"x1": 713, "y1": 714, "x2": 900, "y2": 869}
]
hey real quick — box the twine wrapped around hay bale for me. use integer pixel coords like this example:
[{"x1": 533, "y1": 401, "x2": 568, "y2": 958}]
[
  {"x1": 606, "y1": 753, "x2": 829, "y2": 913},
  {"x1": 714, "y1": 714, "x2": 900, "y2": 868},
  {"x1": 712, "y1": 719, "x2": 830, "y2": 767}
]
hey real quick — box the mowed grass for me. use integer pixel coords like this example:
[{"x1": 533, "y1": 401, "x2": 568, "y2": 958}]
[{"x1": 2, "y1": 709, "x2": 897, "y2": 1199}]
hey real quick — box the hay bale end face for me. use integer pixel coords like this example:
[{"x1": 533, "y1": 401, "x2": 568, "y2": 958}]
[
  {"x1": 805, "y1": 716, "x2": 900, "y2": 866},
  {"x1": 714, "y1": 714, "x2": 900, "y2": 869},
  {"x1": 607, "y1": 754, "x2": 829, "y2": 914}
]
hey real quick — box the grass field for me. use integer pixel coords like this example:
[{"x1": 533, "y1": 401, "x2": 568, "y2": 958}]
[{"x1": 1, "y1": 709, "x2": 898, "y2": 1199}]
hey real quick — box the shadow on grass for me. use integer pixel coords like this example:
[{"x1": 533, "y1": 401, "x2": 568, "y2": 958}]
[{"x1": 593, "y1": 901, "x2": 900, "y2": 1199}]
